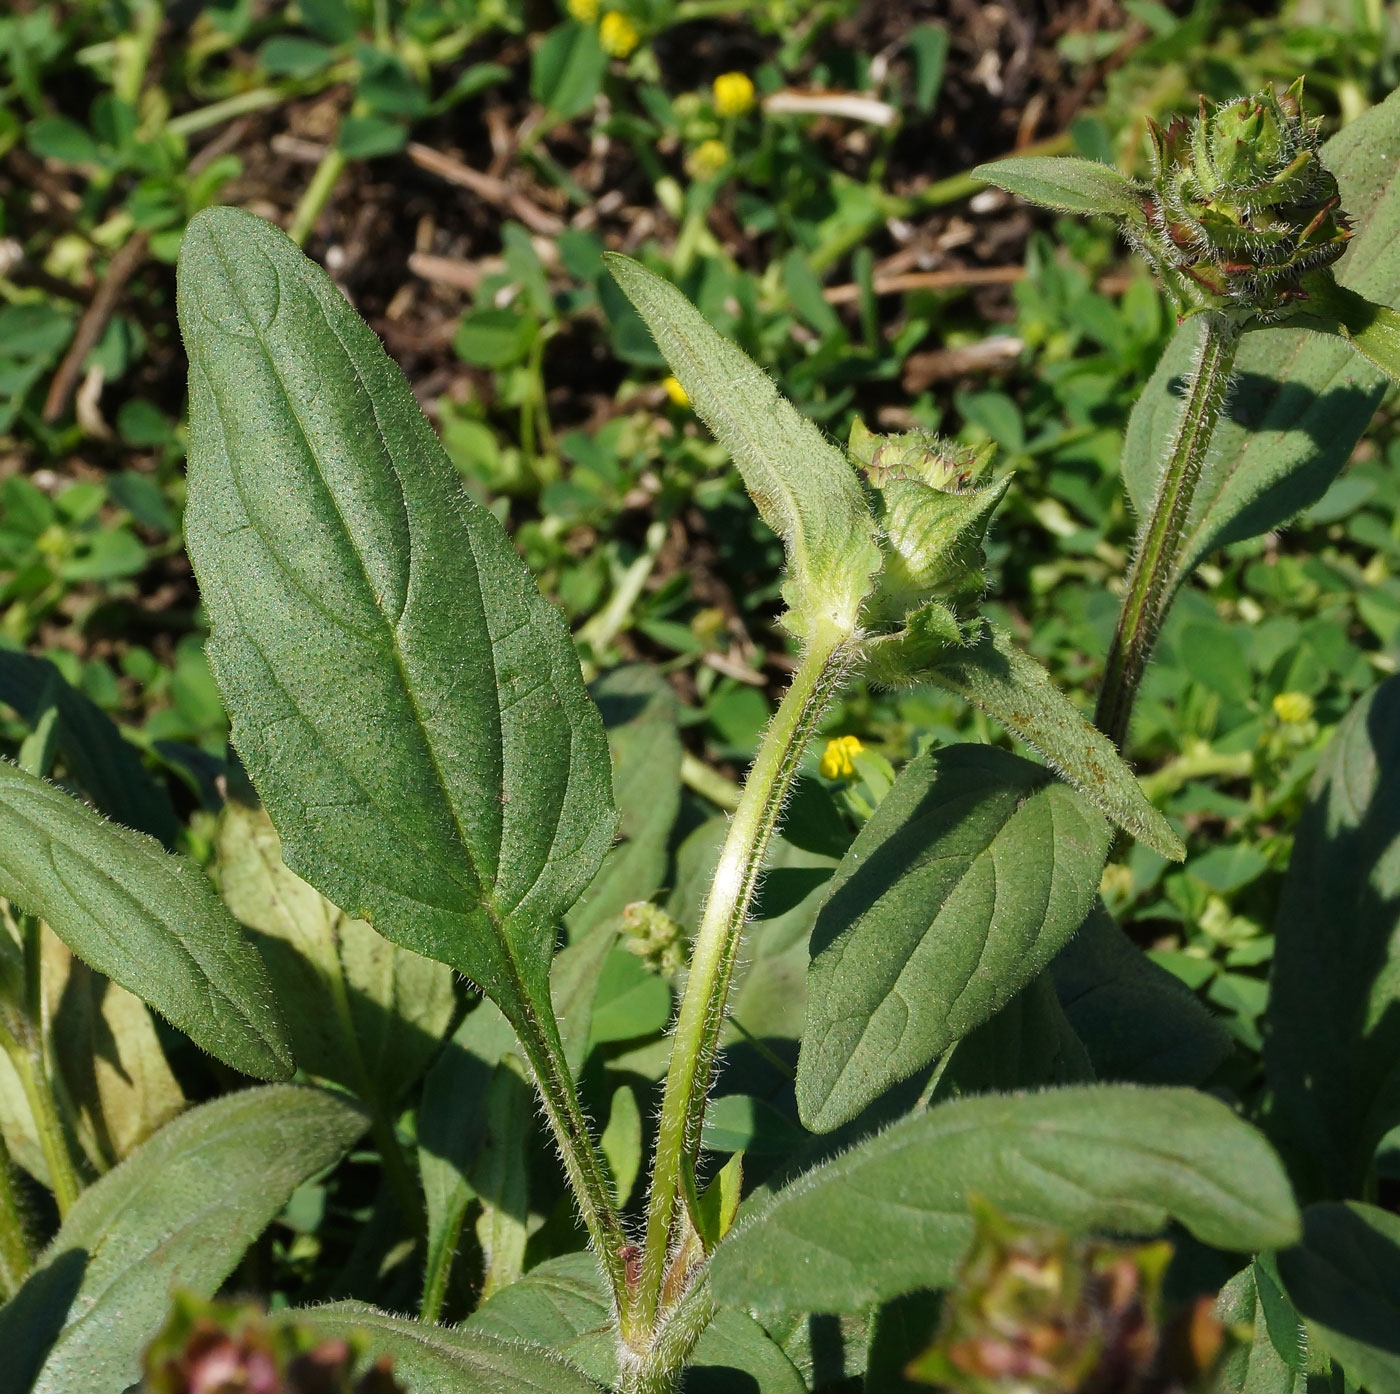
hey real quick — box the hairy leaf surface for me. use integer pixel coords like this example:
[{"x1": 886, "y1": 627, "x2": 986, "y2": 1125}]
[
  {"x1": 604, "y1": 254, "x2": 880, "y2": 641},
  {"x1": 0, "y1": 1086, "x2": 365, "y2": 1394},
  {"x1": 0, "y1": 758, "x2": 291, "y2": 1081},
  {"x1": 178, "y1": 207, "x2": 616, "y2": 1029},
  {"x1": 971, "y1": 156, "x2": 1144, "y2": 219},
  {"x1": 799, "y1": 744, "x2": 1111, "y2": 1131},
  {"x1": 1122, "y1": 87, "x2": 1400, "y2": 579},
  {"x1": 928, "y1": 623, "x2": 1183, "y2": 859},
  {"x1": 712, "y1": 1085, "x2": 1299, "y2": 1313}
]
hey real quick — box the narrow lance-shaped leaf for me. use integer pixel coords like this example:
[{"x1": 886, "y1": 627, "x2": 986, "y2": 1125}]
[
  {"x1": 604, "y1": 253, "x2": 881, "y2": 642},
  {"x1": 177, "y1": 207, "x2": 617, "y2": 1033},
  {"x1": 971, "y1": 155, "x2": 1146, "y2": 221},
  {"x1": 927, "y1": 622, "x2": 1184, "y2": 859},
  {"x1": 0, "y1": 758, "x2": 292, "y2": 1081},
  {"x1": 0, "y1": 1085, "x2": 366, "y2": 1394},
  {"x1": 712, "y1": 1085, "x2": 1300, "y2": 1315},
  {"x1": 798, "y1": 744, "x2": 1111, "y2": 1132}
]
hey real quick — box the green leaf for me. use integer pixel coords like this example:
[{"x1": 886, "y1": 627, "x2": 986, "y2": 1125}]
[
  {"x1": 0, "y1": 650, "x2": 177, "y2": 844},
  {"x1": 1215, "y1": 1266, "x2": 1306, "y2": 1394},
  {"x1": 217, "y1": 798, "x2": 453, "y2": 1104},
  {"x1": 0, "y1": 758, "x2": 292, "y2": 1081},
  {"x1": 604, "y1": 254, "x2": 881, "y2": 642},
  {"x1": 281, "y1": 1302, "x2": 606, "y2": 1393},
  {"x1": 0, "y1": 1085, "x2": 365, "y2": 1394},
  {"x1": 1295, "y1": 276, "x2": 1400, "y2": 386},
  {"x1": 1278, "y1": 1202, "x2": 1400, "y2": 1394},
  {"x1": 926, "y1": 622, "x2": 1184, "y2": 859},
  {"x1": 177, "y1": 206, "x2": 617, "y2": 1041},
  {"x1": 454, "y1": 307, "x2": 538, "y2": 369},
  {"x1": 567, "y1": 664, "x2": 682, "y2": 937},
  {"x1": 970, "y1": 155, "x2": 1145, "y2": 220},
  {"x1": 712, "y1": 1084, "x2": 1299, "y2": 1314},
  {"x1": 530, "y1": 22, "x2": 607, "y2": 122},
  {"x1": 1122, "y1": 86, "x2": 1400, "y2": 578},
  {"x1": 467, "y1": 1252, "x2": 804, "y2": 1391},
  {"x1": 907, "y1": 23, "x2": 948, "y2": 113},
  {"x1": 257, "y1": 35, "x2": 335, "y2": 77},
  {"x1": 798, "y1": 744, "x2": 1111, "y2": 1131},
  {"x1": 1266, "y1": 675, "x2": 1400, "y2": 1197},
  {"x1": 1050, "y1": 902, "x2": 1231, "y2": 1085}
]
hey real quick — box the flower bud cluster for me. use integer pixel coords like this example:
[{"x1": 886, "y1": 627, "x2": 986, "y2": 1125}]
[{"x1": 1132, "y1": 79, "x2": 1351, "y2": 321}]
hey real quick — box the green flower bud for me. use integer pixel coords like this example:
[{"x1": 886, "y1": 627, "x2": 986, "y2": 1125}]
[
  {"x1": 850, "y1": 418, "x2": 1008, "y2": 628},
  {"x1": 1135, "y1": 78, "x2": 1351, "y2": 321}
]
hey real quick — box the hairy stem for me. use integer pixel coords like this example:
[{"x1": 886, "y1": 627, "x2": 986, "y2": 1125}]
[
  {"x1": 0, "y1": 1133, "x2": 32, "y2": 1298},
  {"x1": 1095, "y1": 313, "x2": 1240, "y2": 749},
  {"x1": 638, "y1": 630, "x2": 853, "y2": 1334}
]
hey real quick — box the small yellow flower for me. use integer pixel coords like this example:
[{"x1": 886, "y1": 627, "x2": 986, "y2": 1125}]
[
  {"x1": 1272, "y1": 691, "x2": 1314, "y2": 724},
  {"x1": 687, "y1": 137, "x2": 729, "y2": 180},
  {"x1": 712, "y1": 71, "x2": 756, "y2": 117},
  {"x1": 662, "y1": 375, "x2": 689, "y2": 407},
  {"x1": 566, "y1": 0, "x2": 599, "y2": 20},
  {"x1": 819, "y1": 735, "x2": 864, "y2": 780},
  {"x1": 599, "y1": 11, "x2": 639, "y2": 57}
]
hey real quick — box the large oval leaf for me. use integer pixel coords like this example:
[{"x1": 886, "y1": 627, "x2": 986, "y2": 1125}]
[
  {"x1": 1122, "y1": 87, "x2": 1400, "y2": 582},
  {"x1": 177, "y1": 207, "x2": 616, "y2": 1027},
  {"x1": 713, "y1": 1084, "x2": 1299, "y2": 1314},
  {"x1": 798, "y1": 744, "x2": 1111, "y2": 1132},
  {"x1": 1265, "y1": 675, "x2": 1400, "y2": 1198},
  {"x1": 0, "y1": 1085, "x2": 366, "y2": 1394},
  {"x1": 0, "y1": 758, "x2": 292, "y2": 1081}
]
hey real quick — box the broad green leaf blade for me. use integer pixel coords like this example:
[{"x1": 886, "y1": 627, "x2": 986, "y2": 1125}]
[
  {"x1": 0, "y1": 758, "x2": 292, "y2": 1081},
  {"x1": 1295, "y1": 277, "x2": 1400, "y2": 386},
  {"x1": 567, "y1": 664, "x2": 682, "y2": 938},
  {"x1": 1051, "y1": 902, "x2": 1231, "y2": 1086},
  {"x1": 283, "y1": 1302, "x2": 605, "y2": 1394},
  {"x1": 467, "y1": 1252, "x2": 805, "y2": 1392},
  {"x1": 218, "y1": 799, "x2": 453, "y2": 1104},
  {"x1": 1278, "y1": 1202, "x2": 1400, "y2": 1394},
  {"x1": 1215, "y1": 1267, "x2": 1306, "y2": 1394},
  {"x1": 603, "y1": 254, "x2": 881, "y2": 641},
  {"x1": 971, "y1": 155, "x2": 1145, "y2": 219},
  {"x1": 1266, "y1": 675, "x2": 1400, "y2": 1198},
  {"x1": 712, "y1": 1084, "x2": 1299, "y2": 1314},
  {"x1": 0, "y1": 1085, "x2": 366, "y2": 1394},
  {"x1": 1122, "y1": 86, "x2": 1400, "y2": 579},
  {"x1": 928, "y1": 623, "x2": 1184, "y2": 859},
  {"x1": 177, "y1": 207, "x2": 616, "y2": 1030},
  {"x1": 798, "y1": 744, "x2": 1111, "y2": 1132},
  {"x1": 0, "y1": 651, "x2": 177, "y2": 845}
]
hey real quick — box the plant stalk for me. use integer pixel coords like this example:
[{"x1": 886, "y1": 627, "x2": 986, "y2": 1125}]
[
  {"x1": 1094, "y1": 313, "x2": 1240, "y2": 749},
  {"x1": 0, "y1": 1133, "x2": 32, "y2": 1298},
  {"x1": 637, "y1": 629, "x2": 852, "y2": 1335},
  {"x1": 0, "y1": 1021, "x2": 82, "y2": 1217}
]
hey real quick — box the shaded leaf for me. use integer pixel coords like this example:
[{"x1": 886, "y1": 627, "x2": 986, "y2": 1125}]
[
  {"x1": 0, "y1": 1085, "x2": 366, "y2": 1394},
  {"x1": 799, "y1": 744, "x2": 1111, "y2": 1131},
  {"x1": 927, "y1": 623, "x2": 1183, "y2": 859},
  {"x1": 178, "y1": 207, "x2": 616, "y2": 1043},
  {"x1": 712, "y1": 1085, "x2": 1299, "y2": 1314},
  {"x1": 604, "y1": 254, "x2": 880, "y2": 642},
  {"x1": 1266, "y1": 675, "x2": 1400, "y2": 1197},
  {"x1": 1051, "y1": 903, "x2": 1231, "y2": 1086},
  {"x1": 1278, "y1": 1202, "x2": 1400, "y2": 1394},
  {"x1": 0, "y1": 758, "x2": 292, "y2": 1081}
]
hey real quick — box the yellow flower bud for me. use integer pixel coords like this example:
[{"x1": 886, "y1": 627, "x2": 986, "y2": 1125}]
[
  {"x1": 599, "y1": 11, "x2": 639, "y2": 57},
  {"x1": 712, "y1": 71, "x2": 755, "y2": 117},
  {"x1": 1272, "y1": 691, "x2": 1314, "y2": 724},
  {"x1": 687, "y1": 138, "x2": 729, "y2": 180},
  {"x1": 662, "y1": 375, "x2": 689, "y2": 407},
  {"x1": 818, "y1": 735, "x2": 864, "y2": 780},
  {"x1": 566, "y1": 0, "x2": 599, "y2": 20}
]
